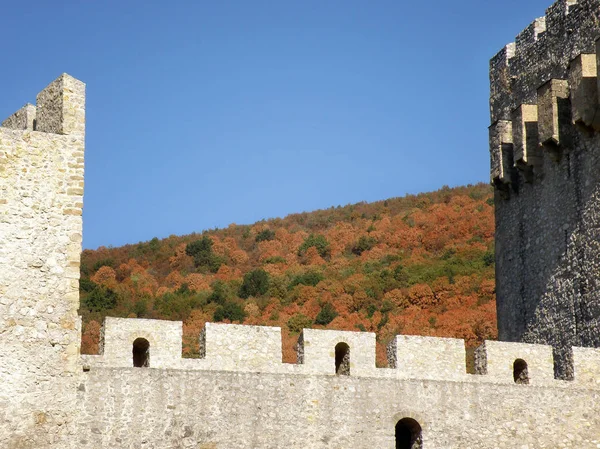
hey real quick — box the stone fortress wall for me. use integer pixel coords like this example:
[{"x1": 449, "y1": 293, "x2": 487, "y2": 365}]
[
  {"x1": 74, "y1": 316, "x2": 600, "y2": 448},
  {"x1": 0, "y1": 74, "x2": 85, "y2": 449},
  {"x1": 4, "y1": 1, "x2": 600, "y2": 446},
  {"x1": 489, "y1": 0, "x2": 600, "y2": 380}
]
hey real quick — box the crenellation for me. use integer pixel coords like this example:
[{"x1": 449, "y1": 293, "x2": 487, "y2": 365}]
[
  {"x1": 201, "y1": 322, "x2": 284, "y2": 370},
  {"x1": 545, "y1": 0, "x2": 578, "y2": 30},
  {"x1": 515, "y1": 17, "x2": 547, "y2": 54},
  {"x1": 474, "y1": 341, "x2": 555, "y2": 385},
  {"x1": 80, "y1": 316, "x2": 600, "y2": 391},
  {"x1": 489, "y1": 119, "x2": 514, "y2": 188},
  {"x1": 387, "y1": 335, "x2": 467, "y2": 381},
  {"x1": 99, "y1": 317, "x2": 182, "y2": 369},
  {"x1": 489, "y1": 43, "x2": 515, "y2": 123},
  {"x1": 35, "y1": 73, "x2": 86, "y2": 137},
  {"x1": 490, "y1": 0, "x2": 600, "y2": 124},
  {"x1": 573, "y1": 346, "x2": 600, "y2": 386},
  {"x1": 297, "y1": 328, "x2": 377, "y2": 376},
  {"x1": 1, "y1": 103, "x2": 36, "y2": 130}
]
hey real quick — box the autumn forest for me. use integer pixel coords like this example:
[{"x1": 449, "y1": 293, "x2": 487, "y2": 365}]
[{"x1": 80, "y1": 183, "x2": 497, "y2": 366}]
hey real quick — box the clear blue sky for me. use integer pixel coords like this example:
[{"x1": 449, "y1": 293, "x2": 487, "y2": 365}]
[{"x1": 1, "y1": 0, "x2": 552, "y2": 249}]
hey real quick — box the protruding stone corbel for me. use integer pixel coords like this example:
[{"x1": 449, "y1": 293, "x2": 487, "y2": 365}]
[
  {"x1": 569, "y1": 53, "x2": 600, "y2": 132},
  {"x1": 490, "y1": 120, "x2": 513, "y2": 182},
  {"x1": 537, "y1": 79, "x2": 570, "y2": 161},
  {"x1": 512, "y1": 105, "x2": 540, "y2": 183}
]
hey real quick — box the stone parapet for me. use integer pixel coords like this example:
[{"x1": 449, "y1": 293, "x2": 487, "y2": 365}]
[
  {"x1": 81, "y1": 318, "x2": 600, "y2": 389},
  {"x1": 1, "y1": 103, "x2": 36, "y2": 130}
]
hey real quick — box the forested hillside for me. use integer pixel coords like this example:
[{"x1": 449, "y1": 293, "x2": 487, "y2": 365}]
[{"x1": 80, "y1": 183, "x2": 496, "y2": 365}]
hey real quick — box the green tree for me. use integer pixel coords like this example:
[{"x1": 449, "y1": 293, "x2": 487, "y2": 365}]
[
  {"x1": 268, "y1": 276, "x2": 288, "y2": 300},
  {"x1": 315, "y1": 303, "x2": 338, "y2": 325},
  {"x1": 208, "y1": 281, "x2": 230, "y2": 305},
  {"x1": 239, "y1": 269, "x2": 270, "y2": 299},
  {"x1": 133, "y1": 299, "x2": 148, "y2": 317},
  {"x1": 288, "y1": 271, "x2": 324, "y2": 289},
  {"x1": 214, "y1": 301, "x2": 246, "y2": 322},
  {"x1": 186, "y1": 236, "x2": 224, "y2": 272},
  {"x1": 255, "y1": 229, "x2": 276, "y2": 242},
  {"x1": 287, "y1": 313, "x2": 313, "y2": 333},
  {"x1": 82, "y1": 286, "x2": 117, "y2": 312},
  {"x1": 352, "y1": 235, "x2": 377, "y2": 255},
  {"x1": 92, "y1": 258, "x2": 115, "y2": 272},
  {"x1": 298, "y1": 234, "x2": 330, "y2": 258},
  {"x1": 483, "y1": 251, "x2": 495, "y2": 267},
  {"x1": 148, "y1": 237, "x2": 160, "y2": 252},
  {"x1": 80, "y1": 278, "x2": 97, "y2": 293}
]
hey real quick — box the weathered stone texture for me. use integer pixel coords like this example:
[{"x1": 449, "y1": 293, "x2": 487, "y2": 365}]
[
  {"x1": 387, "y1": 335, "x2": 467, "y2": 381},
  {"x1": 0, "y1": 73, "x2": 85, "y2": 448},
  {"x1": 8, "y1": 5, "x2": 600, "y2": 443},
  {"x1": 475, "y1": 341, "x2": 555, "y2": 385},
  {"x1": 73, "y1": 317, "x2": 600, "y2": 447},
  {"x1": 490, "y1": 0, "x2": 600, "y2": 123},
  {"x1": 490, "y1": 0, "x2": 600, "y2": 380},
  {"x1": 76, "y1": 367, "x2": 600, "y2": 448},
  {"x1": 93, "y1": 317, "x2": 183, "y2": 368},
  {"x1": 1, "y1": 104, "x2": 36, "y2": 130}
]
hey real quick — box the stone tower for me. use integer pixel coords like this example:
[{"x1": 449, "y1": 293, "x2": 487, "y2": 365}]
[
  {"x1": 490, "y1": 0, "x2": 600, "y2": 378},
  {"x1": 0, "y1": 74, "x2": 85, "y2": 448}
]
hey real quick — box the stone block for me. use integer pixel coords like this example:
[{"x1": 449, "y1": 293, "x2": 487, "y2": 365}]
[
  {"x1": 475, "y1": 341, "x2": 555, "y2": 385},
  {"x1": 387, "y1": 335, "x2": 467, "y2": 381},
  {"x1": 100, "y1": 317, "x2": 182, "y2": 368},
  {"x1": 298, "y1": 328, "x2": 377, "y2": 376}
]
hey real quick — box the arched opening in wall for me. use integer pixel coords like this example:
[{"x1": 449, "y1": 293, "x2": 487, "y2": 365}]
[
  {"x1": 132, "y1": 338, "x2": 150, "y2": 368},
  {"x1": 513, "y1": 358, "x2": 529, "y2": 384},
  {"x1": 335, "y1": 342, "x2": 350, "y2": 375},
  {"x1": 395, "y1": 418, "x2": 422, "y2": 449}
]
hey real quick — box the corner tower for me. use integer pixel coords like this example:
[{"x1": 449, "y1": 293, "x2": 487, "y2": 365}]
[
  {"x1": 490, "y1": 0, "x2": 600, "y2": 379},
  {"x1": 0, "y1": 74, "x2": 85, "y2": 448}
]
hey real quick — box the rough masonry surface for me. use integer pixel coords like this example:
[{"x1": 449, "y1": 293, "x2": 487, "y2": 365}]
[
  {"x1": 489, "y1": 0, "x2": 600, "y2": 380},
  {"x1": 4, "y1": 1, "x2": 600, "y2": 445}
]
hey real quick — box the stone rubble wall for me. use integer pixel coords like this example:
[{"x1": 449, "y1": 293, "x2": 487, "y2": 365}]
[
  {"x1": 0, "y1": 73, "x2": 85, "y2": 449},
  {"x1": 490, "y1": 0, "x2": 600, "y2": 380}
]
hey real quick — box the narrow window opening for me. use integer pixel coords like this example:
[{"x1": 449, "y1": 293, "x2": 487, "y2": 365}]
[
  {"x1": 334, "y1": 342, "x2": 350, "y2": 375},
  {"x1": 133, "y1": 338, "x2": 150, "y2": 368},
  {"x1": 513, "y1": 358, "x2": 529, "y2": 384},
  {"x1": 395, "y1": 418, "x2": 422, "y2": 449}
]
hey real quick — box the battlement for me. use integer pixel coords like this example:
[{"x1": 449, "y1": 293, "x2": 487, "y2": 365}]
[
  {"x1": 1, "y1": 73, "x2": 85, "y2": 136},
  {"x1": 490, "y1": 0, "x2": 600, "y2": 123},
  {"x1": 488, "y1": 0, "x2": 600, "y2": 190},
  {"x1": 79, "y1": 317, "x2": 600, "y2": 388}
]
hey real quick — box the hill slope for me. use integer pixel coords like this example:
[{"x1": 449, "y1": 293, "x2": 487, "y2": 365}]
[{"x1": 80, "y1": 183, "x2": 496, "y2": 365}]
